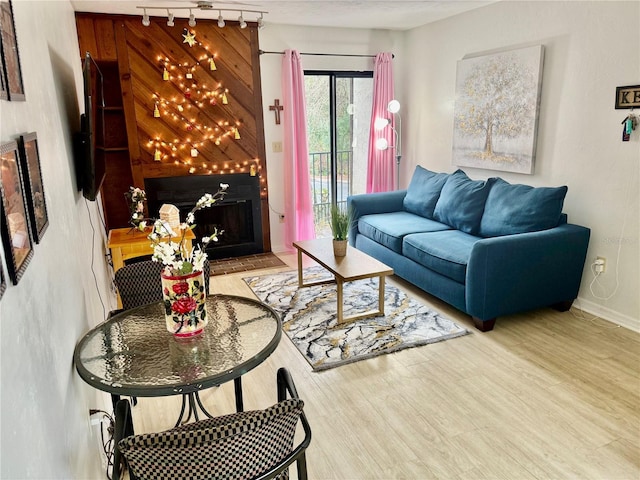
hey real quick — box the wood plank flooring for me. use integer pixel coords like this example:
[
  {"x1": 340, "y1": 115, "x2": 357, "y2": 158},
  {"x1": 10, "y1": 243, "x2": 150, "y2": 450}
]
[{"x1": 130, "y1": 252, "x2": 640, "y2": 479}]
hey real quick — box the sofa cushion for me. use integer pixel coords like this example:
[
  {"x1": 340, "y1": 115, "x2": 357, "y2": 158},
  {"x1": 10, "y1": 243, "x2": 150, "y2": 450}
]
[
  {"x1": 403, "y1": 230, "x2": 480, "y2": 284},
  {"x1": 479, "y1": 178, "x2": 568, "y2": 237},
  {"x1": 358, "y1": 212, "x2": 451, "y2": 253},
  {"x1": 433, "y1": 170, "x2": 495, "y2": 234},
  {"x1": 403, "y1": 166, "x2": 450, "y2": 219}
]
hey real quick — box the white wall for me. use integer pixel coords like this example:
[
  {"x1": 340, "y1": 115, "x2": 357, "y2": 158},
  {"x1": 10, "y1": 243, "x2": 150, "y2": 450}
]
[
  {"x1": 402, "y1": 1, "x2": 639, "y2": 330},
  {"x1": 258, "y1": 24, "x2": 403, "y2": 252},
  {"x1": 0, "y1": 1, "x2": 114, "y2": 477}
]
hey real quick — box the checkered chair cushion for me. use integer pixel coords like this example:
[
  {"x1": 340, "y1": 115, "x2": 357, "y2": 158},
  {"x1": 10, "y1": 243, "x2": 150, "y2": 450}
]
[
  {"x1": 118, "y1": 398, "x2": 304, "y2": 480},
  {"x1": 115, "y1": 260, "x2": 211, "y2": 311}
]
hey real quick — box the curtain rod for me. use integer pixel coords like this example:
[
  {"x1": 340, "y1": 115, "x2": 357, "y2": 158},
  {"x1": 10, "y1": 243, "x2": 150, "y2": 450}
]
[{"x1": 258, "y1": 50, "x2": 394, "y2": 59}]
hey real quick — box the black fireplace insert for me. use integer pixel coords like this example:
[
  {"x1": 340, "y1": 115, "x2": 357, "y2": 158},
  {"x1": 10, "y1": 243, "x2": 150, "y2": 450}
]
[{"x1": 144, "y1": 174, "x2": 263, "y2": 259}]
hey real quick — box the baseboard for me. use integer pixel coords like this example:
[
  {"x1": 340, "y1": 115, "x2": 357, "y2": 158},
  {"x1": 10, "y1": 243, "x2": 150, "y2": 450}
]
[{"x1": 575, "y1": 296, "x2": 640, "y2": 333}]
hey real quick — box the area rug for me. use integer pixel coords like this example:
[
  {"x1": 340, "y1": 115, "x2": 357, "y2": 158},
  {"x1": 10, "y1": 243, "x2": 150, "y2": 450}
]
[{"x1": 243, "y1": 266, "x2": 469, "y2": 371}]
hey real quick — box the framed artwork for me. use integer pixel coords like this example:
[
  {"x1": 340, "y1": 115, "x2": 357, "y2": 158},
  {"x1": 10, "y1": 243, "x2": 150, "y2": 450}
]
[
  {"x1": 0, "y1": 140, "x2": 33, "y2": 284},
  {"x1": 0, "y1": 0, "x2": 24, "y2": 101},
  {"x1": 18, "y1": 132, "x2": 48, "y2": 243},
  {"x1": 452, "y1": 44, "x2": 544, "y2": 174},
  {"x1": 0, "y1": 42, "x2": 7, "y2": 100},
  {"x1": 0, "y1": 259, "x2": 6, "y2": 300}
]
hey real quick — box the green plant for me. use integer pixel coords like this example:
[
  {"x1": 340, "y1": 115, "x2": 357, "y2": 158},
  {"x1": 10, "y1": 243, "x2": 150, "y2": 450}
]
[{"x1": 330, "y1": 204, "x2": 352, "y2": 241}]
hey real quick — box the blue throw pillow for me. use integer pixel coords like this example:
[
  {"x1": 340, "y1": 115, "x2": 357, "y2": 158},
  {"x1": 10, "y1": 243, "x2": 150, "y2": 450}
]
[
  {"x1": 403, "y1": 166, "x2": 449, "y2": 219},
  {"x1": 433, "y1": 170, "x2": 494, "y2": 234},
  {"x1": 479, "y1": 178, "x2": 568, "y2": 237}
]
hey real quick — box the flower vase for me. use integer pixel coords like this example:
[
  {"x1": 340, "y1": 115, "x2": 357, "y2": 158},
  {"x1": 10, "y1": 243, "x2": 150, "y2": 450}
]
[{"x1": 161, "y1": 270, "x2": 208, "y2": 337}]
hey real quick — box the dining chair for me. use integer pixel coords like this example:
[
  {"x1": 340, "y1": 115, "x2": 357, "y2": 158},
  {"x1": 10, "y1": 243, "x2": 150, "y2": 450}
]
[
  {"x1": 113, "y1": 367, "x2": 311, "y2": 480},
  {"x1": 114, "y1": 259, "x2": 211, "y2": 311}
]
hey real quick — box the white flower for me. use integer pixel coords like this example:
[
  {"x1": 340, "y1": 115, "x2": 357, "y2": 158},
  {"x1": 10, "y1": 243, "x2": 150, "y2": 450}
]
[
  {"x1": 146, "y1": 184, "x2": 228, "y2": 275},
  {"x1": 192, "y1": 248, "x2": 207, "y2": 272}
]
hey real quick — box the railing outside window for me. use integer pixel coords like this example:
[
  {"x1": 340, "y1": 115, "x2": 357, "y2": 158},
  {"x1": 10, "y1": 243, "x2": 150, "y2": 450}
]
[{"x1": 309, "y1": 150, "x2": 352, "y2": 236}]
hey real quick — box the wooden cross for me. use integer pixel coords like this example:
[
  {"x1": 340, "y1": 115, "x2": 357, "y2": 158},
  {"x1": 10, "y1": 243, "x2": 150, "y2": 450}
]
[{"x1": 269, "y1": 99, "x2": 284, "y2": 125}]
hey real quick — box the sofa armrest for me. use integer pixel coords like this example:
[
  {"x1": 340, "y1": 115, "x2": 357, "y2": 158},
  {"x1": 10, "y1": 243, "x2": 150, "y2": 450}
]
[
  {"x1": 466, "y1": 224, "x2": 591, "y2": 321},
  {"x1": 347, "y1": 190, "x2": 407, "y2": 246}
]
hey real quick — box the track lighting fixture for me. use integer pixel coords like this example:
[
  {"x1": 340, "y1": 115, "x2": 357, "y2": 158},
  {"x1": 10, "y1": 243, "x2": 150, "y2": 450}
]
[
  {"x1": 141, "y1": 9, "x2": 150, "y2": 26},
  {"x1": 137, "y1": 5, "x2": 268, "y2": 29}
]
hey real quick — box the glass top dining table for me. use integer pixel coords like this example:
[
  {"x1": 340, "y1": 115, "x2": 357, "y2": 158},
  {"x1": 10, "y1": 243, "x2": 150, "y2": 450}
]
[{"x1": 74, "y1": 294, "x2": 281, "y2": 408}]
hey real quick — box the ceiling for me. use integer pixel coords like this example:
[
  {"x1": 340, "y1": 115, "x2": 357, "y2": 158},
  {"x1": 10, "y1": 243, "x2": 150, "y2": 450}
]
[{"x1": 70, "y1": 0, "x2": 495, "y2": 31}]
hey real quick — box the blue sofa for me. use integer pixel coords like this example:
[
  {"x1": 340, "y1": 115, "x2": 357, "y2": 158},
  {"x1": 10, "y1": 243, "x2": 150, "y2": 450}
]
[{"x1": 347, "y1": 167, "x2": 591, "y2": 331}]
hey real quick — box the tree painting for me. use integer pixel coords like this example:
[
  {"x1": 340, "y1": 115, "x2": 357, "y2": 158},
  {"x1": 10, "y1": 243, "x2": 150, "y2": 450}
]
[{"x1": 452, "y1": 45, "x2": 544, "y2": 174}]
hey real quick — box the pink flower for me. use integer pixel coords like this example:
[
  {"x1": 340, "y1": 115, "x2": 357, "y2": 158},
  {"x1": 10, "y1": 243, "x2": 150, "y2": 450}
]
[
  {"x1": 171, "y1": 297, "x2": 197, "y2": 315},
  {"x1": 172, "y1": 282, "x2": 189, "y2": 295}
]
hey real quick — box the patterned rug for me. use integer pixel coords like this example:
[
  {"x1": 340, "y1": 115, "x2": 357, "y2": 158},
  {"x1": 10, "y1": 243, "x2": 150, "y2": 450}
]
[{"x1": 243, "y1": 266, "x2": 469, "y2": 371}]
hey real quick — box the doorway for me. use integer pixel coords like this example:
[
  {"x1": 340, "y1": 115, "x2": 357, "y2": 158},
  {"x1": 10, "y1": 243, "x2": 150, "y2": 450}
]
[{"x1": 304, "y1": 71, "x2": 373, "y2": 238}]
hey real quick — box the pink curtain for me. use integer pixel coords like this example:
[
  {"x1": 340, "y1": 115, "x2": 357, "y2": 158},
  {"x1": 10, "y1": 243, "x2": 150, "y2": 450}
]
[
  {"x1": 366, "y1": 52, "x2": 396, "y2": 193},
  {"x1": 282, "y1": 50, "x2": 315, "y2": 248}
]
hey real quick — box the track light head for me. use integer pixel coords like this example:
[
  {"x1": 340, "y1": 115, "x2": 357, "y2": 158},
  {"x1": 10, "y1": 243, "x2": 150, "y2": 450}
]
[
  {"x1": 217, "y1": 10, "x2": 225, "y2": 28},
  {"x1": 142, "y1": 9, "x2": 150, "y2": 26},
  {"x1": 167, "y1": 11, "x2": 175, "y2": 27},
  {"x1": 188, "y1": 10, "x2": 197, "y2": 27},
  {"x1": 238, "y1": 12, "x2": 247, "y2": 29}
]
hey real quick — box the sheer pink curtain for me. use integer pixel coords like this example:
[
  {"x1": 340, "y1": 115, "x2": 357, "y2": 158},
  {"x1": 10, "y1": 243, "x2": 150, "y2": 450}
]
[
  {"x1": 366, "y1": 52, "x2": 396, "y2": 193},
  {"x1": 282, "y1": 50, "x2": 315, "y2": 248}
]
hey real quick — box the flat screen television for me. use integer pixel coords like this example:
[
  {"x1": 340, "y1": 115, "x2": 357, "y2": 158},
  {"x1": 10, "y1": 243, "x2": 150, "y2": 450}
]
[{"x1": 74, "y1": 51, "x2": 106, "y2": 201}]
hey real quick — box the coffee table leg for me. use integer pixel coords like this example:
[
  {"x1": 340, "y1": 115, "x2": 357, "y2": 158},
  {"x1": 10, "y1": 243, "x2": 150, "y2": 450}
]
[
  {"x1": 297, "y1": 248, "x2": 303, "y2": 287},
  {"x1": 336, "y1": 278, "x2": 344, "y2": 324},
  {"x1": 379, "y1": 275, "x2": 386, "y2": 316}
]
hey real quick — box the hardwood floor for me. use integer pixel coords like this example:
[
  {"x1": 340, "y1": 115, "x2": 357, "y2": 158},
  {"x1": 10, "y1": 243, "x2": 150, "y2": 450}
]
[{"x1": 131, "y1": 252, "x2": 640, "y2": 479}]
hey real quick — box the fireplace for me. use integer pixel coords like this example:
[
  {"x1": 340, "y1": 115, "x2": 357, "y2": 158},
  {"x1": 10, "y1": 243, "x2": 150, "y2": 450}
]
[{"x1": 144, "y1": 174, "x2": 263, "y2": 259}]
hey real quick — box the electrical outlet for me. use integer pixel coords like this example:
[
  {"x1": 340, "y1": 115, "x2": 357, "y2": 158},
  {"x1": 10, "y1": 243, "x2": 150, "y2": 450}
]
[
  {"x1": 279, "y1": 214, "x2": 285, "y2": 223},
  {"x1": 594, "y1": 256, "x2": 606, "y2": 274},
  {"x1": 272, "y1": 141, "x2": 283, "y2": 153}
]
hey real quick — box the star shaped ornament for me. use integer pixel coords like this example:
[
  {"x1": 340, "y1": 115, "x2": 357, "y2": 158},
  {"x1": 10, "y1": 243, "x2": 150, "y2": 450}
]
[{"x1": 182, "y1": 29, "x2": 196, "y2": 47}]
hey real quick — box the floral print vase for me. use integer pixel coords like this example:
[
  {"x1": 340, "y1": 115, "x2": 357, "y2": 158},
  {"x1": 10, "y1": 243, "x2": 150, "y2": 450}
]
[{"x1": 160, "y1": 270, "x2": 208, "y2": 337}]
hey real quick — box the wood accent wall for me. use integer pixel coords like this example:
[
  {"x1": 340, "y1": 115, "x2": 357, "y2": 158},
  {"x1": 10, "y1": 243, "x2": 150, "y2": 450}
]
[{"x1": 75, "y1": 13, "x2": 270, "y2": 251}]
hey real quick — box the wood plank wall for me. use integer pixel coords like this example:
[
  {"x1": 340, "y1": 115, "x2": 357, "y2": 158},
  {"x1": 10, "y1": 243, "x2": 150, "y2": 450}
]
[{"x1": 75, "y1": 13, "x2": 270, "y2": 252}]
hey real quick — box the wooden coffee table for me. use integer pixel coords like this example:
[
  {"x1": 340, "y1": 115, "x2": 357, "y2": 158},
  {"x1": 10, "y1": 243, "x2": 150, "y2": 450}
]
[{"x1": 293, "y1": 238, "x2": 394, "y2": 326}]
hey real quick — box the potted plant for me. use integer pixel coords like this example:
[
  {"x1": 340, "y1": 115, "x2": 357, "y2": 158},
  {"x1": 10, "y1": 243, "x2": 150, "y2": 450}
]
[{"x1": 330, "y1": 204, "x2": 352, "y2": 256}]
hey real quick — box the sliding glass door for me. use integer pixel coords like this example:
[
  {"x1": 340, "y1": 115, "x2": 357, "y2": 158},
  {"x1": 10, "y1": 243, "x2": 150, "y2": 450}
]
[{"x1": 304, "y1": 71, "x2": 373, "y2": 237}]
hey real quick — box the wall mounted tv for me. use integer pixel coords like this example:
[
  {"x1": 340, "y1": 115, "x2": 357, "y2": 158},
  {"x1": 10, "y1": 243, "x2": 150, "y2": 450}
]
[{"x1": 74, "y1": 51, "x2": 106, "y2": 201}]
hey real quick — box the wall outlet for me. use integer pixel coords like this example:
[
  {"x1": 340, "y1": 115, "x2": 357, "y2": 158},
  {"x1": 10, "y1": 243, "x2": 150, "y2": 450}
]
[
  {"x1": 272, "y1": 141, "x2": 283, "y2": 153},
  {"x1": 594, "y1": 256, "x2": 606, "y2": 274}
]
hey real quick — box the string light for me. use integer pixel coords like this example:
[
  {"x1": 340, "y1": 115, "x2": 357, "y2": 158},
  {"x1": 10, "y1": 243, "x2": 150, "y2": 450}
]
[{"x1": 147, "y1": 35, "x2": 259, "y2": 176}]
